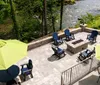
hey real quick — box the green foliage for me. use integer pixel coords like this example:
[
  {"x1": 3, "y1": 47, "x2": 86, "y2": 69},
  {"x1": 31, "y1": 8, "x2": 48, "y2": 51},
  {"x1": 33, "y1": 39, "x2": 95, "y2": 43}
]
[
  {"x1": 14, "y1": 0, "x2": 43, "y2": 42},
  {"x1": 14, "y1": 0, "x2": 43, "y2": 18},
  {"x1": 71, "y1": 0, "x2": 75, "y2": 3},
  {"x1": 47, "y1": 0, "x2": 60, "y2": 32},
  {"x1": 18, "y1": 19, "x2": 42, "y2": 43},
  {"x1": 0, "y1": 1, "x2": 10, "y2": 23},
  {"x1": 75, "y1": 13, "x2": 100, "y2": 29},
  {"x1": 65, "y1": 0, "x2": 75, "y2": 5},
  {"x1": 0, "y1": 0, "x2": 61, "y2": 42}
]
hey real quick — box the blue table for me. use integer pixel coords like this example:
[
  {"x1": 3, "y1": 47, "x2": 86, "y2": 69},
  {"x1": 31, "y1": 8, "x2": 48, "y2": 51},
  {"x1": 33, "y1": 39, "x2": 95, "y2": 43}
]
[{"x1": 0, "y1": 65, "x2": 19, "y2": 82}]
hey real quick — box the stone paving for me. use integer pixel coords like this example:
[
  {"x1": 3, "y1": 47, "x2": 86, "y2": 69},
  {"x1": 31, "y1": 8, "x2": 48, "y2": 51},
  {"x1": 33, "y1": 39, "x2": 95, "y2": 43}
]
[
  {"x1": 18, "y1": 32, "x2": 100, "y2": 85},
  {"x1": 1, "y1": 32, "x2": 100, "y2": 85}
]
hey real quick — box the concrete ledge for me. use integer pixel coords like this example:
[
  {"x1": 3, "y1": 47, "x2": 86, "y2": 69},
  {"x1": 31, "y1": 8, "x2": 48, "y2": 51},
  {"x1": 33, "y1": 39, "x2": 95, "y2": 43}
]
[
  {"x1": 79, "y1": 24, "x2": 100, "y2": 34},
  {"x1": 28, "y1": 36, "x2": 52, "y2": 50},
  {"x1": 84, "y1": 27, "x2": 100, "y2": 34},
  {"x1": 28, "y1": 28, "x2": 82, "y2": 50}
]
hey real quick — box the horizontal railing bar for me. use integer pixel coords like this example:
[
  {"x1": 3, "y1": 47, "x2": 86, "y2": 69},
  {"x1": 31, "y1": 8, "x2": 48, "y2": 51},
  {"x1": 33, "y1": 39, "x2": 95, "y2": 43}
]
[
  {"x1": 61, "y1": 54, "x2": 98, "y2": 85},
  {"x1": 61, "y1": 55, "x2": 94, "y2": 74}
]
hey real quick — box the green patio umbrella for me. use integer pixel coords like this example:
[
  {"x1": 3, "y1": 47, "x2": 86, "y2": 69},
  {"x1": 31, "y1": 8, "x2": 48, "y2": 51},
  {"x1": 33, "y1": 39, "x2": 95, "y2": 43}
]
[
  {"x1": 95, "y1": 44, "x2": 100, "y2": 60},
  {"x1": 0, "y1": 39, "x2": 27, "y2": 70}
]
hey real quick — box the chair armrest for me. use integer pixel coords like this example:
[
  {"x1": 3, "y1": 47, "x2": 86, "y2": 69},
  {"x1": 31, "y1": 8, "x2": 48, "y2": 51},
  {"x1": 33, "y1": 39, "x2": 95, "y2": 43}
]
[
  {"x1": 58, "y1": 36, "x2": 62, "y2": 40},
  {"x1": 23, "y1": 69, "x2": 32, "y2": 73},
  {"x1": 79, "y1": 52, "x2": 82, "y2": 56},
  {"x1": 21, "y1": 63, "x2": 28, "y2": 68},
  {"x1": 87, "y1": 34, "x2": 90, "y2": 36},
  {"x1": 21, "y1": 63, "x2": 28, "y2": 66},
  {"x1": 87, "y1": 34, "x2": 90, "y2": 39},
  {"x1": 23, "y1": 69, "x2": 32, "y2": 74},
  {"x1": 71, "y1": 33, "x2": 74, "y2": 35},
  {"x1": 71, "y1": 33, "x2": 75, "y2": 38},
  {"x1": 20, "y1": 63, "x2": 27, "y2": 66}
]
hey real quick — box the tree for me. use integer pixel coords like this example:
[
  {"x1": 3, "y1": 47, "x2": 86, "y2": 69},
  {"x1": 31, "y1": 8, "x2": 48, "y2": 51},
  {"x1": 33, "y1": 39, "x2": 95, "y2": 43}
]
[
  {"x1": 14, "y1": 0, "x2": 44, "y2": 42},
  {"x1": 47, "y1": 0, "x2": 55, "y2": 32},
  {"x1": 0, "y1": 0, "x2": 62, "y2": 42},
  {"x1": 43, "y1": 0, "x2": 47, "y2": 35},
  {"x1": 0, "y1": 0, "x2": 19, "y2": 39},
  {"x1": 9, "y1": 0, "x2": 19, "y2": 39},
  {"x1": 60, "y1": 0, "x2": 64, "y2": 30},
  {"x1": 47, "y1": 0, "x2": 60, "y2": 32},
  {"x1": 0, "y1": 0, "x2": 10, "y2": 23}
]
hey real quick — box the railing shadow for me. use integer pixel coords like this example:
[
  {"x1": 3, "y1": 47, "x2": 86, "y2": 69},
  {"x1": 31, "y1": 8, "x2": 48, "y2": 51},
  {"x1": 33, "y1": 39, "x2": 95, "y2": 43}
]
[{"x1": 79, "y1": 75, "x2": 100, "y2": 85}]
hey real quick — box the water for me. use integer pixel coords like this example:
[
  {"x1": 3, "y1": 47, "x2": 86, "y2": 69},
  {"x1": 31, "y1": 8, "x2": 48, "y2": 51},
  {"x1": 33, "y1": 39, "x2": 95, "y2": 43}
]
[{"x1": 62, "y1": 0, "x2": 100, "y2": 29}]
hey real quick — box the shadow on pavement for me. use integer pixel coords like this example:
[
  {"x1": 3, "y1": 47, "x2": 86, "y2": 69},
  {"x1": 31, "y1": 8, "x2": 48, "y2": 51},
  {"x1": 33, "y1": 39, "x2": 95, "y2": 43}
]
[
  {"x1": 48, "y1": 54, "x2": 59, "y2": 62},
  {"x1": 79, "y1": 75, "x2": 100, "y2": 85}
]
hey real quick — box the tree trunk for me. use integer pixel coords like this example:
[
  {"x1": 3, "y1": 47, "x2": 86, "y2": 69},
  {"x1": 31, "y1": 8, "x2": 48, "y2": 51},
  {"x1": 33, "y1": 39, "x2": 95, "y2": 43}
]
[
  {"x1": 60, "y1": 0, "x2": 64, "y2": 30},
  {"x1": 49, "y1": 2, "x2": 55, "y2": 32},
  {"x1": 9, "y1": 0, "x2": 19, "y2": 39},
  {"x1": 52, "y1": 16, "x2": 55, "y2": 32},
  {"x1": 43, "y1": 0, "x2": 47, "y2": 35},
  {"x1": 42, "y1": 11, "x2": 44, "y2": 36}
]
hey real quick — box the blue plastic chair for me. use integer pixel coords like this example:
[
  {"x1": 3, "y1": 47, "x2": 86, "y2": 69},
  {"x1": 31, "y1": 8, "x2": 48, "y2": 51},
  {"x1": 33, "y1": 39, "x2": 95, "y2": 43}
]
[
  {"x1": 52, "y1": 32, "x2": 63, "y2": 45},
  {"x1": 52, "y1": 46, "x2": 65, "y2": 59},
  {"x1": 64, "y1": 29, "x2": 75, "y2": 41},
  {"x1": 21, "y1": 59, "x2": 33, "y2": 81},
  {"x1": 87, "y1": 30, "x2": 98, "y2": 43},
  {"x1": 78, "y1": 48, "x2": 95, "y2": 61}
]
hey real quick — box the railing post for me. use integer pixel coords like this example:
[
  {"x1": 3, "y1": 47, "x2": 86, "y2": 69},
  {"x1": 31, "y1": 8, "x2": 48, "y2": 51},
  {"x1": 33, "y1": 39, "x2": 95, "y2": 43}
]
[
  {"x1": 89, "y1": 55, "x2": 94, "y2": 72},
  {"x1": 69, "y1": 68, "x2": 72, "y2": 85},
  {"x1": 61, "y1": 74, "x2": 64, "y2": 85}
]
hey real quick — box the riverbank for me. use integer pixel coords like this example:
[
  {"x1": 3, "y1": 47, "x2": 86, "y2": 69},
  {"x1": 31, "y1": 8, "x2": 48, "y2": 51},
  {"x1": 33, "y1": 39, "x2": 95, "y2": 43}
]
[{"x1": 63, "y1": 0, "x2": 100, "y2": 29}]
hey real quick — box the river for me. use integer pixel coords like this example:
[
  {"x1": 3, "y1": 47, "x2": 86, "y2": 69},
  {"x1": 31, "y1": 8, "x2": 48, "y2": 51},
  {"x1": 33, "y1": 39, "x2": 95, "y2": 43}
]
[{"x1": 62, "y1": 0, "x2": 100, "y2": 29}]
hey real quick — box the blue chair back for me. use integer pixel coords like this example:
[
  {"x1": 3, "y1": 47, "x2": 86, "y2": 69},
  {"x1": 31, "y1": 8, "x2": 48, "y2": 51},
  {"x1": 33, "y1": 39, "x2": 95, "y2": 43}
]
[
  {"x1": 90, "y1": 30, "x2": 98, "y2": 38},
  {"x1": 27, "y1": 59, "x2": 33, "y2": 69},
  {"x1": 53, "y1": 32, "x2": 58, "y2": 40},
  {"x1": 64, "y1": 29, "x2": 70, "y2": 36}
]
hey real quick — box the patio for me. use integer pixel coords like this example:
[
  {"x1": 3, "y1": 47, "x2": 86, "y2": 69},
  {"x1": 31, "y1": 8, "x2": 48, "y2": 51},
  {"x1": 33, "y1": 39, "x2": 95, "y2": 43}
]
[
  {"x1": 0, "y1": 31, "x2": 100, "y2": 85},
  {"x1": 16, "y1": 31, "x2": 100, "y2": 85}
]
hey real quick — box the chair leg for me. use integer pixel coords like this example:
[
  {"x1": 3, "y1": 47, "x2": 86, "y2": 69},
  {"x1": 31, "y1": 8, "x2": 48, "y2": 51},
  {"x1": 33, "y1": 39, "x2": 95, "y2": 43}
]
[
  {"x1": 57, "y1": 54, "x2": 60, "y2": 59},
  {"x1": 18, "y1": 82, "x2": 21, "y2": 85},
  {"x1": 30, "y1": 73, "x2": 33, "y2": 78},
  {"x1": 23, "y1": 74, "x2": 26, "y2": 81},
  {"x1": 97, "y1": 76, "x2": 100, "y2": 83}
]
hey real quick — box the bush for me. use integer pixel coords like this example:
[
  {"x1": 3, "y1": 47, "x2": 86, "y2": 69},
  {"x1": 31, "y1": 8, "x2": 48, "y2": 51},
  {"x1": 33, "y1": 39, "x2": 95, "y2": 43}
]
[
  {"x1": 75, "y1": 13, "x2": 100, "y2": 29},
  {"x1": 18, "y1": 18, "x2": 42, "y2": 43},
  {"x1": 0, "y1": 1, "x2": 10, "y2": 23},
  {"x1": 65, "y1": 0, "x2": 75, "y2": 5}
]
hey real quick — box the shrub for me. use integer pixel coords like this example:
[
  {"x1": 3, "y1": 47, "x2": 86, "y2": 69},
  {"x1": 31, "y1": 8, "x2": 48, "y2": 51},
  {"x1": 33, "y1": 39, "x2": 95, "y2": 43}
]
[
  {"x1": 18, "y1": 18, "x2": 42, "y2": 43},
  {"x1": 75, "y1": 13, "x2": 100, "y2": 30}
]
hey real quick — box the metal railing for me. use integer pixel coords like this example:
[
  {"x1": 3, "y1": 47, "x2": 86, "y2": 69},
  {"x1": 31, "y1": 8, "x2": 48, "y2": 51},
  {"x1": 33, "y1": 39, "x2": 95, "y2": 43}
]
[{"x1": 61, "y1": 54, "x2": 99, "y2": 85}]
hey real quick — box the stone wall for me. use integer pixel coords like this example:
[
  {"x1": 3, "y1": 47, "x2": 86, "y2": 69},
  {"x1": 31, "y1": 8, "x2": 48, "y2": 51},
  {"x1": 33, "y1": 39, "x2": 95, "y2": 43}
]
[
  {"x1": 28, "y1": 24, "x2": 100, "y2": 51},
  {"x1": 81, "y1": 24, "x2": 100, "y2": 34},
  {"x1": 28, "y1": 28, "x2": 81, "y2": 50}
]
